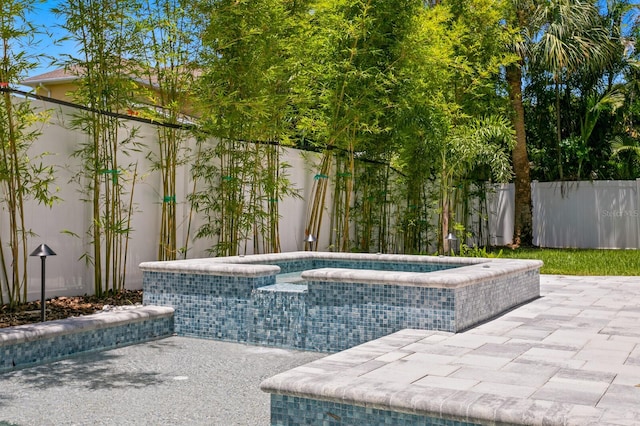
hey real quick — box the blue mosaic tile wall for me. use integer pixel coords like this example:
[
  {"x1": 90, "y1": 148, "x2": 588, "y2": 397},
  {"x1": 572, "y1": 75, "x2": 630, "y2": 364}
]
[
  {"x1": 0, "y1": 316, "x2": 174, "y2": 373},
  {"x1": 266, "y1": 260, "x2": 314, "y2": 274},
  {"x1": 313, "y1": 259, "x2": 459, "y2": 272},
  {"x1": 455, "y1": 269, "x2": 540, "y2": 331},
  {"x1": 305, "y1": 281, "x2": 456, "y2": 351},
  {"x1": 142, "y1": 262, "x2": 539, "y2": 352},
  {"x1": 145, "y1": 271, "x2": 309, "y2": 348},
  {"x1": 250, "y1": 287, "x2": 307, "y2": 348},
  {"x1": 270, "y1": 395, "x2": 481, "y2": 426},
  {"x1": 144, "y1": 271, "x2": 275, "y2": 341},
  {"x1": 144, "y1": 271, "x2": 275, "y2": 298},
  {"x1": 144, "y1": 269, "x2": 460, "y2": 352}
]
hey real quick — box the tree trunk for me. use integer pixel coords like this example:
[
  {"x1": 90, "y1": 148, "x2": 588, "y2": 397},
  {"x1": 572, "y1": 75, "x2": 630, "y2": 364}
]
[
  {"x1": 555, "y1": 76, "x2": 563, "y2": 181},
  {"x1": 506, "y1": 63, "x2": 533, "y2": 247}
]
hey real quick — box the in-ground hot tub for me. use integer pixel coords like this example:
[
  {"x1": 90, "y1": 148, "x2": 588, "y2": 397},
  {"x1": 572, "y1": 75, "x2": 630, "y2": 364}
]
[{"x1": 140, "y1": 252, "x2": 542, "y2": 352}]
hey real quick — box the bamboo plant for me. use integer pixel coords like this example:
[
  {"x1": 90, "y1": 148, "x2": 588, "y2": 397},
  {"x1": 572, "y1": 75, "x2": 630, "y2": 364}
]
[
  {"x1": 134, "y1": 0, "x2": 200, "y2": 260},
  {"x1": 351, "y1": 160, "x2": 397, "y2": 253},
  {"x1": 191, "y1": 0, "x2": 300, "y2": 256},
  {"x1": 296, "y1": 0, "x2": 421, "y2": 252},
  {"x1": 0, "y1": 0, "x2": 57, "y2": 306},
  {"x1": 54, "y1": 0, "x2": 142, "y2": 296}
]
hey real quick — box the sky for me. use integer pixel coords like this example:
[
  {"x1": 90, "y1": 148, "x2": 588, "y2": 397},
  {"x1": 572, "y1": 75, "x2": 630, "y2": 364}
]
[
  {"x1": 22, "y1": 0, "x2": 72, "y2": 77},
  {"x1": 19, "y1": 0, "x2": 638, "y2": 80}
]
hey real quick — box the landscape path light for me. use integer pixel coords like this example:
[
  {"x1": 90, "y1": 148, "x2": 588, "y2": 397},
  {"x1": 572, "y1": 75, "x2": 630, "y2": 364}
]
[
  {"x1": 445, "y1": 232, "x2": 458, "y2": 256},
  {"x1": 304, "y1": 233, "x2": 316, "y2": 251},
  {"x1": 30, "y1": 244, "x2": 56, "y2": 322}
]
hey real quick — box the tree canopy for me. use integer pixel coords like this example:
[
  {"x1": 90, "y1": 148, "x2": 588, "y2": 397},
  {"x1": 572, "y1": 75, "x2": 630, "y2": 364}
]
[{"x1": 5, "y1": 0, "x2": 640, "y2": 256}]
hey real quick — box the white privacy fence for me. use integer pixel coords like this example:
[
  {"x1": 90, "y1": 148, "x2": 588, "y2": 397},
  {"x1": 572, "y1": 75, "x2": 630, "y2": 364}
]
[
  {"x1": 485, "y1": 180, "x2": 640, "y2": 249},
  {"x1": 532, "y1": 180, "x2": 640, "y2": 249},
  {"x1": 486, "y1": 184, "x2": 514, "y2": 247},
  {"x1": 4, "y1": 98, "x2": 328, "y2": 302},
  {"x1": 3, "y1": 97, "x2": 638, "y2": 302}
]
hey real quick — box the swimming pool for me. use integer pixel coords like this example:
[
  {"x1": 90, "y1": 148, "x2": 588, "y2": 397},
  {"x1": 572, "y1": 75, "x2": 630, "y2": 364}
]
[{"x1": 140, "y1": 252, "x2": 542, "y2": 352}]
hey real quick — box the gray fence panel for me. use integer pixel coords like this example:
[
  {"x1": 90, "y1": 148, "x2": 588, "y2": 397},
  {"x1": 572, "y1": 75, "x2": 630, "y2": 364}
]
[
  {"x1": 487, "y1": 183, "x2": 514, "y2": 247},
  {"x1": 532, "y1": 180, "x2": 640, "y2": 249}
]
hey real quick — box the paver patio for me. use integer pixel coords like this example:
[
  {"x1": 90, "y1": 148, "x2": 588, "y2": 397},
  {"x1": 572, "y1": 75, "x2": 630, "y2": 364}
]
[{"x1": 261, "y1": 275, "x2": 640, "y2": 425}]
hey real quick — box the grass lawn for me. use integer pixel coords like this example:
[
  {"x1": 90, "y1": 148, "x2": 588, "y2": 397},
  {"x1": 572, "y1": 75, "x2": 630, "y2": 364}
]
[{"x1": 497, "y1": 247, "x2": 640, "y2": 276}]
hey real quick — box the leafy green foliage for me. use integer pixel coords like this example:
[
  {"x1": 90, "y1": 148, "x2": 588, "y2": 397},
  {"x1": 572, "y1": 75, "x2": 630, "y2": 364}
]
[
  {"x1": 522, "y1": 0, "x2": 639, "y2": 181},
  {"x1": 389, "y1": 0, "x2": 517, "y2": 253},
  {"x1": 8, "y1": 0, "x2": 640, "y2": 273},
  {"x1": 192, "y1": 0, "x2": 301, "y2": 256},
  {"x1": 133, "y1": 0, "x2": 201, "y2": 260},
  {"x1": 0, "y1": 0, "x2": 58, "y2": 306},
  {"x1": 54, "y1": 0, "x2": 143, "y2": 296},
  {"x1": 460, "y1": 244, "x2": 503, "y2": 258}
]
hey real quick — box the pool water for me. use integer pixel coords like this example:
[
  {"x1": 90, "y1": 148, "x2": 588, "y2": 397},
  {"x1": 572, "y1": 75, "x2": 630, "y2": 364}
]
[{"x1": 275, "y1": 271, "x2": 306, "y2": 285}]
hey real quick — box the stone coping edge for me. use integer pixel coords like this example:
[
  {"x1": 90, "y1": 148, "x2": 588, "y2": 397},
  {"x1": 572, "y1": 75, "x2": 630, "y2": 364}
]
[
  {"x1": 138, "y1": 261, "x2": 281, "y2": 277},
  {"x1": 261, "y1": 378, "x2": 578, "y2": 425},
  {"x1": 259, "y1": 334, "x2": 575, "y2": 426},
  {"x1": 139, "y1": 251, "x2": 542, "y2": 286},
  {"x1": 0, "y1": 306, "x2": 175, "y2": 346},
  {"x1": 302, "y1": 260, "x2": 542, "y2": 288}
]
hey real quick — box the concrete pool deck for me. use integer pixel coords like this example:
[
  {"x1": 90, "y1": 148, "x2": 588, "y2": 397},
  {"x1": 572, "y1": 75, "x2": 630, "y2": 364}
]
[
  {"x1": 0, "y1": 275, "x2": 638, "y2": 425},
  {"x1": 0, "y1": 336, "x2": 323, "y2": 425}
]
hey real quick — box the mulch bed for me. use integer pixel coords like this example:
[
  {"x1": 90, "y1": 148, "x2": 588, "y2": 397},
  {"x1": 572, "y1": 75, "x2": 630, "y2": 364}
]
[{"x1": 0, "y1": 289, "x2": 143, "y2": 329}]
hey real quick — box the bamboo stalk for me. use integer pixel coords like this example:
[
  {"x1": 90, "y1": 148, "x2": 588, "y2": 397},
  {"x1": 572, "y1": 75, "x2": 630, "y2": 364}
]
[
  {"x1": 121, "y1": 163, "x2": 137, "y2": 291},
  {"x1": 307, "y1": 151, "x2": 332, "y2": 251},
  {"x1": 2, "y1": 89, "x2": 21, "y2": 303},
  {"x1": 273, "y1": 145, "x2": 281, "y2": 253},
  {"x1": 182, "y1": 140, "x2": 202, "y2": 259},
  {"x1": 340, "y1": 144, "x2": 355, "y2": 252}
]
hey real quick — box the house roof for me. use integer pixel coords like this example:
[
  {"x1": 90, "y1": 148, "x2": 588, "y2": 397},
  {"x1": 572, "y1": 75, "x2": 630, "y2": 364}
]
[
  {"x1": 21, "y1": 67, "x2": 80, "y2": 86},
  {"x1": 22, "y1": 64, "x2": 201, "y2": 89},
  {"x1": 22, "y1": 65, "x2": 158, "y2": 87}
]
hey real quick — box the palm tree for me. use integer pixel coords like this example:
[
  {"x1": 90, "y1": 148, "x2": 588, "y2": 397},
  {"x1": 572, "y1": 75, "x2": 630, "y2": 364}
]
[
  {"x1": 611, "y1": 136, "x2": 640, "y2": 178},
  {"x1": 530, "y1": 0, "x2": 616, "y2": 181},
  {"x1": 505, "y1": 0, "x2": 615, "y2": 246},
  {"x1": 505, "y1": 0, "x2": 536, "y2": 247}
]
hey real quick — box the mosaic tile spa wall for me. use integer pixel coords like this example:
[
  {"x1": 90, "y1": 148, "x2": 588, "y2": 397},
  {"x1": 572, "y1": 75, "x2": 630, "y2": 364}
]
[{"x1": 142, "y1": 253, "x2": 541, "y2": 353}]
